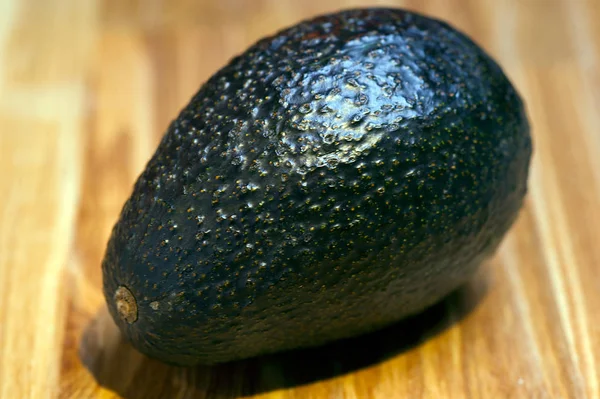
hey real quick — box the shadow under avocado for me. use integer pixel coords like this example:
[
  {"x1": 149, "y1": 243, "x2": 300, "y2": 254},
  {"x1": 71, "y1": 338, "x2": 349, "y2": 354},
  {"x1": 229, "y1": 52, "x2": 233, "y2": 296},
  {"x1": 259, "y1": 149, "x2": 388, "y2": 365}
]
[{"x1": 79, "y1": 268, "x2": 489, "y2": 399}]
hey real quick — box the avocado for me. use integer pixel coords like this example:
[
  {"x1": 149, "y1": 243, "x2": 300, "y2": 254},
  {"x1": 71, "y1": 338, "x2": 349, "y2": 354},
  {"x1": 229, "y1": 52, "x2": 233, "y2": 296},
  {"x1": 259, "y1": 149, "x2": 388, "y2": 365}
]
[{"x1": 101, "y1": 8, "x2": 532, "y2": 366}]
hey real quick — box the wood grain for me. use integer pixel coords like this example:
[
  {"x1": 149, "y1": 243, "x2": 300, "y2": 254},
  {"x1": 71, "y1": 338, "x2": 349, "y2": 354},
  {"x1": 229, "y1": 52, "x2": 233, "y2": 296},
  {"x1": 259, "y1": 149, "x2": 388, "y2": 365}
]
[{"x1": 1, "y1": 0, "x2": 599, "y2": 398}]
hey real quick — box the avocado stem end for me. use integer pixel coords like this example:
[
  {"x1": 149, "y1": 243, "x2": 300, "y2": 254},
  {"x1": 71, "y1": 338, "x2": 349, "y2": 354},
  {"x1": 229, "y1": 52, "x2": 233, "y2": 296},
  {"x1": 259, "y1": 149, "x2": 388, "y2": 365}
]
[{"x1": 114, "y1": 285, "x2": 138, "y2": 324}]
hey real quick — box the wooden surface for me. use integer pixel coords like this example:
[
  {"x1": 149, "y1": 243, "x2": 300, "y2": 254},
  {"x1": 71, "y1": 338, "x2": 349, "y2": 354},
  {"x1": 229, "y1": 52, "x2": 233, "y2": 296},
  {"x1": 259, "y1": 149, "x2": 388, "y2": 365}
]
[{"x1": 1, "y1": 0, "x2": 599, "y2": 398}]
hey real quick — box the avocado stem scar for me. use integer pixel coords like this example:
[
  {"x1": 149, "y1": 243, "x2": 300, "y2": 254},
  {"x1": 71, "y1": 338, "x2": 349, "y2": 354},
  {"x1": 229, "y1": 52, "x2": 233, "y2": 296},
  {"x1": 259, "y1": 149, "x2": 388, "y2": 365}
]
[{"x1": 114, "y1": 285, "x2": 138, "y2": 324}]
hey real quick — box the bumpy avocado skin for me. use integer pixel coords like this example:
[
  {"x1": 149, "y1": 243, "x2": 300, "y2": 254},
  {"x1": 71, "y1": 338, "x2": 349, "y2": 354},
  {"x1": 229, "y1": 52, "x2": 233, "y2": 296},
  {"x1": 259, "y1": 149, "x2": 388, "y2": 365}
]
[{"x1": 102, "y1": 8, "x2": 532, "y2": 365}]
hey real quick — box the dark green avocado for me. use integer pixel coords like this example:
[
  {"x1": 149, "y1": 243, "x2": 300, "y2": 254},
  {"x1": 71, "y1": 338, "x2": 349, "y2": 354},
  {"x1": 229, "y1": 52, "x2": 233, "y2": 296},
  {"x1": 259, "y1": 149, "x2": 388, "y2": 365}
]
[{"x1": 102, "y1": 8, "x2": 532, "y2": 366}]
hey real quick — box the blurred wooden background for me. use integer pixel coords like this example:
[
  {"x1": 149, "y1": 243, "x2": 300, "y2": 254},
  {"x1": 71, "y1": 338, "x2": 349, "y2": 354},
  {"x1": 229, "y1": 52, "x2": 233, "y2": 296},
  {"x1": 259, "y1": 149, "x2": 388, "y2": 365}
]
[{"x1": 1, "y1": 0, "x2": 599, "y2": 398}]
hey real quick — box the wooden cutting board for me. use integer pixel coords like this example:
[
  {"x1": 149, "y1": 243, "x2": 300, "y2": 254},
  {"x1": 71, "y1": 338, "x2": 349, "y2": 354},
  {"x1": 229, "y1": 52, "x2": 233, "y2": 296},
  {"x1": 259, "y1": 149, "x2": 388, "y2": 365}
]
[{"x1": 1, "y1": 0, "x2": 599, "y2": 398}]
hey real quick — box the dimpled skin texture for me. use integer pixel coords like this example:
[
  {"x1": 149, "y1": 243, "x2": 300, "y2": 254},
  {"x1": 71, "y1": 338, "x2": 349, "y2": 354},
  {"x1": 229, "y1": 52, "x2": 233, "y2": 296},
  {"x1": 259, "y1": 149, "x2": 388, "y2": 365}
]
[{"x1": 102, "y1": 8, "x2": 532, "y2": 366}]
